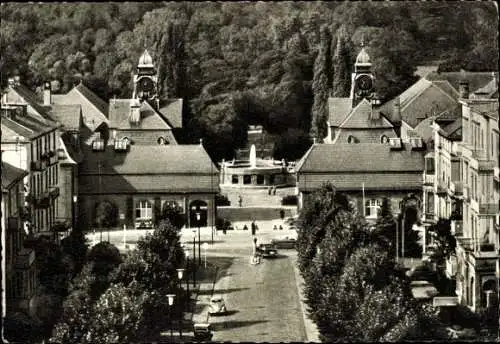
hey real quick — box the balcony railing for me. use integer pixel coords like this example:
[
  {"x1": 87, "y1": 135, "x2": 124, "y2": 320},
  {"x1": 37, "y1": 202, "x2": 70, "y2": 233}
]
[
  {"x1": 478, "y1": 160, "x2": 496, "y2": 172},
  {"x1": 49, "y1": 186, "x2": 59, "y2": 199},
  {"x1": 30, "y1": 160, "x2": 42, "y2": 171},
  {"x1": 452, "y1": 181, "x2": 463, "y2": 197},
  {"x1": 456, "y1": 237, "x2": 475, "y2": 252},
  {"x1": 48, "y1": 151, "x2": 58, "y2": 165},
  {"x1": 479, "y1": 203, "x2": 498, "y2": 215},
  {"x1": 34, "y1": 193, "x2": 51, "y2": 209},
  {"x1": 422, "y1": 211, "x2": 437, "y2": 224},
  {"x1": 436, "y1": 180, "x2": 448, "y2": 195},
  {"x1": 423, "y1": 172, "x2": 435, "y2": 186},
  {"x1": 463, "y1": 185, "x2": 470, "y2": 201}
]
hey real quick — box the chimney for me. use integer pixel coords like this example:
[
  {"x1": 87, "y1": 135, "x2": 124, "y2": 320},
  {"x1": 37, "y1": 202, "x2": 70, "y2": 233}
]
[
  {"x1": 459, "y1": 80, "x2": 469, "y2": 99},
  {"x1": 393, "y1": 97, "x2": 401, "y2": 123},
  {"x1": 43, "y1": 82, "x2": 52, "y2": 106},
  {"x1": 129, "y1": 100, "x2": 141, "y2": 125},
  {"x1": 8, "y1": 78, "x2": 15, "y2": 87},
  {"x1": 370, "y1": 96, "x2": 381, "y2": 120},
  {"x1": 14, "y1": 76, "x2": 20, "y2": 86}
]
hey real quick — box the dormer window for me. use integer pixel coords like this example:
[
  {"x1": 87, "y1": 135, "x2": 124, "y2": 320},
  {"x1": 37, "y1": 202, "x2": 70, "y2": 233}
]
[
  {"x1": 157, "y1": 137, "x2": 170, "y2": 145},
  {"x1": 410, "y1": 137, "x2": 424, "y2": 150},
  {"x1": 389, "y1": 137, "x2": 403, "y2": 150},
  {"x1": 114, "y1": 138, "x2": 128, "y2": 152},
  {"x1": 380, "y1": 135, "x2": 389, "y2": 144},
  {"x1": 347, "y1": 135, "x2": 359, "y2": 144},
  {"x1": 92, "y1": 139, "x2": 105, "y2": 151}
]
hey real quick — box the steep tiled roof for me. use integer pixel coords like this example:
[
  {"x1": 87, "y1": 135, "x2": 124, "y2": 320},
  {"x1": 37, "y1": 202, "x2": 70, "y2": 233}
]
[
  {"x1": 80, "y1": 144, "x2": 218, "y2": 175},
  {"x1": 59, "y1": 132, "x2": 84, "y2": 164},
  {"x1": 2, "y1": 162, "x2": 28, "y2": 191},
  {"x1": 472, "y1": 77, "x2": 498, "y2": 98},
  {"x1": 441, "y1": 120, "x2": 462, "y2": 140},
  {"x1": 7, "y1": 85, "x2": 53, "y2": 121},
  {"x1": 413, "y1": 116, "x2": 437, "y2": 143},
  {"x1": 328, "y1": 97, "x2": 352, "y2": 126},
  {"x1": 339, "y1": 98, "x2": 394, "y2": 129},
  {"x1": 296, "y1": 143, "x2": 425, "y2": 173},
  {"x1": 52, "y1": 84, "x2": 108, "y2": 131},
  {"x1": 297, "y1": 172, "x2": 423, "y2": 192},
  {"x1": 79, "y1": 174, "x2": 218, "y2": 194},
  {"x1": 48, "y1": 104, "x2": 81, "y2": 131},
  {"x1": 109, "y1": 99, "x2": 172, "y2": 130},
  {"x1": 74, "y1": 84, "x2": 109, "y2": 117},
  {"x1": 158, "y1": 98, "x2": 183, "y2": 128},
  {"x1": 1, "y1": 111, "x2": 56, "y2": 140},
  {"x1": 333, "y1": 128, "x2": 397, "y2": 144},
  {"x1": 426, "y1": 71, "x2": 499, "y2": 94},
  {"x1": 431, "y1": 80, "x2": 460, "y2": 99},
  {"x1": 1, "y1": 120, "x2": 35, "y2": 141},
  {"x1": 79, "y1": 144, "x2": 219, "y2": 194},
  {"x1": 381, "y1": 79, "x2": 457, "y2": 128}
]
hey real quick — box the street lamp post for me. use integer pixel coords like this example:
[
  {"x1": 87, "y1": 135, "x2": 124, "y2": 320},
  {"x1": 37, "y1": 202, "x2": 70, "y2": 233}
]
[
  {"x1": 166, "y1": 294, "x2": 176, "y2": 341},
  {"x1": 202, "y1": 242, "x2": 209, "y2": 269},
  {"x1": 196, "y1": 212, "x2": 201, "y2": 266},
  {"x1": 191, "y1": 231, "x2": 197, "y2": 288},
  {"x1": 176, "y1": 268, "x2": 185, "y2": 339},
  {"x1": 184, "y1": 250, "x2": 191, "y2": 313},
  {"x1": 72, "y1": 195, "x2": 77, "y2": 233}
]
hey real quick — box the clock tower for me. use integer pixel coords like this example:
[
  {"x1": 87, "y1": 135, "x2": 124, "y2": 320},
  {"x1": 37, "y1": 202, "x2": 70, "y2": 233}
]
[
  {"x1": 350, "y1": 43, "x2": 375, "y2": 107},
  {"x1": 133, "y1": 49, "x2": 158, "y2": 102}
]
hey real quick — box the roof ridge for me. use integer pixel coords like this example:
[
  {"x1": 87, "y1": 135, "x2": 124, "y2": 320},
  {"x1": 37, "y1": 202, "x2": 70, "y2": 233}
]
[
  {"x1": 429, "y1": 81, "x2": 458, "y2": 103},
  {"x1": 338, "y1": 98, "x2": 370, "y2": 128},
  {"x1": 401, "y1": 79, "x2": 433, "y2": 111}
]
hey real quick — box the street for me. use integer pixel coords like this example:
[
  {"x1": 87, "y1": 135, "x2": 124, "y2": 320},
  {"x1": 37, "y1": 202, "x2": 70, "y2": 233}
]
[
  {"x1": 86, "y1": 220, "x2": 311, "y2": 342},
  {"x1": 207, "y1": 237, "x2": 306, "y2": 342}
]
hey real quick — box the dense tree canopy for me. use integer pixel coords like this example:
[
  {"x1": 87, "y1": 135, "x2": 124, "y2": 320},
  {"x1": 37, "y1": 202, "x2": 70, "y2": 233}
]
[{"x1": 1, "y1": 2, "x2": 497, "y2": 161}]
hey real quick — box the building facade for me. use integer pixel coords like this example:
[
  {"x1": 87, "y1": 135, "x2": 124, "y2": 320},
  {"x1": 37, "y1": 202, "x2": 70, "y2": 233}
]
[
  {"x1": 295, "y1": 142, "x2": 426, "y2": 221},
  {"x1": 422, "y1": 80, "x2": 499, "y2": 311},
  {"x1": 1, "y1": 162, "x2": 36, "y2": 316},
  {"x1": 1, "y1": 80, "x2": 65, "y2": 237},
  {"x1": 326, "y1": 46, "x2": 398, "y2": 144}
]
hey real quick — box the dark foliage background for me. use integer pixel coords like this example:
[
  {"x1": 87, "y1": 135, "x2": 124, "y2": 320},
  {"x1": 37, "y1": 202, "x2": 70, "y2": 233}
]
[{"x1": 1, "y1": 2, "x2": 497, "y2": 162}]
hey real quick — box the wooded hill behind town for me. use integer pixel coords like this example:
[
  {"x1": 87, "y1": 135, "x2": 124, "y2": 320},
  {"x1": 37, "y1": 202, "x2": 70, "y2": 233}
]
[{"x1": 1, "y1": 2, "x2": 498, "y2": 161}]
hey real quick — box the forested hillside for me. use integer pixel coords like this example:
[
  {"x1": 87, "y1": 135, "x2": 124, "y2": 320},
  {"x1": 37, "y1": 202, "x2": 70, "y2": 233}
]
[{"x1": 1, "y1": 2, "x2": 498, "y2": 161}]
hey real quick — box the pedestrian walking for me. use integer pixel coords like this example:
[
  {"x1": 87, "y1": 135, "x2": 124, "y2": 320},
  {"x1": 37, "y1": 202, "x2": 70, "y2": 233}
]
[
  {"x1": 238, "y1": 195, "x2": 243, "y2": 207},
  {"x1": 273, "y1": 187, "x2": 277, "y2": 195},
  {"x1": 251, "y1": 221, "x2": 256, "y2": 236},
  {"x1": 279, "y1": 225, "x2": 283, "y2": 230},
  {"x1": 268, "y1": 187, "x2": 271, "y2": 195},
  {"x1": 273, "y1": 225, "x2": 278, "y2": 231},
  {"x1": 243, "y1": 224, "x2": 248, "y2": 231}
]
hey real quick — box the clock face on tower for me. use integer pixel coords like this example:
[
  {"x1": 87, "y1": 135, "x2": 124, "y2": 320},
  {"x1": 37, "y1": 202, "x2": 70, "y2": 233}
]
[
  {"x1": 357, "y1": 74, "x2": 373, "y2": 91},
  {"x1": 138, "y1": 77, "x2": 155, "y2": 93}
]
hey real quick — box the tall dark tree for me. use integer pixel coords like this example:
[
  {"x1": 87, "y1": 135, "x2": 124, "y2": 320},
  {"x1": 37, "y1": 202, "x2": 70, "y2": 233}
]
[
  {"x1": 310, "y1": 26, "x2": 331, "y2": 142},
  {"x1": 331, "y1": 26, "x2": 352, "y2": 97},
  {"x1": 427, "y1": 218, "x2": 457, "y2": 265},
  {"x1": 375, "y1": 197, "x2": 397, "y2": 257}
]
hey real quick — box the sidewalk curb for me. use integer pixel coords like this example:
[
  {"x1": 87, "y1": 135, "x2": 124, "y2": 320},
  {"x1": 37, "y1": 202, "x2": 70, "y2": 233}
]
[{"x1": 290, "y1": 254, "x2": 321, "y2": 343}]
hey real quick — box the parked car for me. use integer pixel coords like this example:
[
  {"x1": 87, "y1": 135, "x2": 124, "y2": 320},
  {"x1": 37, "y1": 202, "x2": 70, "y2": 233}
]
[
  {"x1": 271, "y1": 235, "x2": 297, "y2": 249},
  {"x1": 208, "y1": 296, "x2": 227, "y2": 315},
  {"x1": 256, "y1": 243, "x2": 278, "y2": 258},
  {"x1": 406, "y1": 263, "x2": 437, "y2": 281}
]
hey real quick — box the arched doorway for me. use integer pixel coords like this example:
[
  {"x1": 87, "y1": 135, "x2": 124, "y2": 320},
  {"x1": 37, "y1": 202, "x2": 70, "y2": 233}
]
[
  {"x1": 482, "y1": 279, "x2": 498, "y2": 308},
  {"x1": 189, "y1": 200, "x2": 208, "y2": 227}
]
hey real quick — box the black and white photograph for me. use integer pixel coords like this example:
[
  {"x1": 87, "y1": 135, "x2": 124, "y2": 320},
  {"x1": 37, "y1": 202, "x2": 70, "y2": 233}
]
[{"x1": 1, "y1": 1, "x2": 499, "y2": 343}]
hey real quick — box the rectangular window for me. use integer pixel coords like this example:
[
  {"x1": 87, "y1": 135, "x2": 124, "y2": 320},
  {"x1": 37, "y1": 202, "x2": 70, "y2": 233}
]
[
  {"x1": 365, "y1": 199, "x2": 381, "y2": 218},
  {"x1": 136, "y1": 200, "x2": 152, "y2": 219},
  {"x1": 243, "y1": 175, "x2": 251, "y2": 185},
  {"x1": 231, "y1": 175, "x2": 238, "y2": 184}
]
